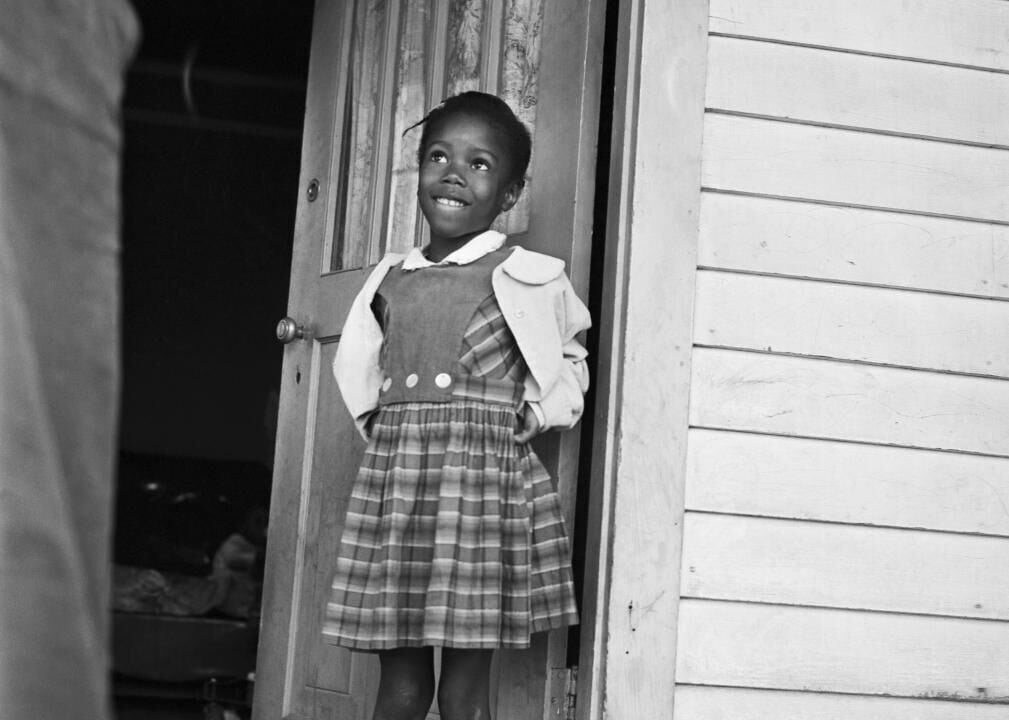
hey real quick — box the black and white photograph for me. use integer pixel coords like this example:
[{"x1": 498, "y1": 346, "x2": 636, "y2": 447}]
[{"x1": 2, "y1": 1, "x2": 1007, "y2": 719}]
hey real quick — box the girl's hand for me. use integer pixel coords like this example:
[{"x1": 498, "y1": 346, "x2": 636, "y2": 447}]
[
  {"x1": 364, "y1": 411, "x2": 378, "y2": 440},
  {"x1": 514, "y1": 404, "x2": 542, "y2": 444}
]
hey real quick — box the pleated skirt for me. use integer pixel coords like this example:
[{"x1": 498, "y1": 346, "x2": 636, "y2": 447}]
[{"x1": 323, "y1": 396, "x2": 578, "y2": 650}]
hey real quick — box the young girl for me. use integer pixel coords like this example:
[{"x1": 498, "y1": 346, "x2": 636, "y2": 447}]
[{"x1": 326, "y1": 91, "x2": 591, "y2": 720}]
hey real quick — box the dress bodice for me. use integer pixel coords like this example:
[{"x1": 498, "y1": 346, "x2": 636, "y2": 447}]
[{"x1": 374, "y1": 247, "x2": 525, "y2": 407}]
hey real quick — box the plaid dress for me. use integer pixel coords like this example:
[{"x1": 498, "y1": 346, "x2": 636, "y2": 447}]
[{"x1": 323, "y1": 259, "x2": 579, "y2": 650}]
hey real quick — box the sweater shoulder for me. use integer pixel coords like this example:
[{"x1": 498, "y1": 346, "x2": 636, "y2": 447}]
[{"x1": 498, "y1": 246, "x2": 566, "y2": 285}]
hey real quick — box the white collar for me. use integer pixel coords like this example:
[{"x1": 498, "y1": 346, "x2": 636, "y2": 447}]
[{"x1": 402, "y1": 230, "x2": 507, "y2": 270}]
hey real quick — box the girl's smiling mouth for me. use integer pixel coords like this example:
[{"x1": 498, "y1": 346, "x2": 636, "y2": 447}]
[{"x1": 434, "y1": 196, "x2": 468, "y2": 208}]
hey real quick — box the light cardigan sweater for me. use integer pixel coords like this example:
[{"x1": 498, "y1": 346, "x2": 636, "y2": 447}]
[{"x1": 332, "y1": 232, "x2": 591, "y2": 439}]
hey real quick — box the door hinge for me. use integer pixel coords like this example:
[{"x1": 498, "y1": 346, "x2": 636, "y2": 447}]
[
  {"x1": 550, "y1": 666, "x2": 578, "y2": 720},
  {"x1": 565, "y1": 666, "x2": 578, "y2": 720}
]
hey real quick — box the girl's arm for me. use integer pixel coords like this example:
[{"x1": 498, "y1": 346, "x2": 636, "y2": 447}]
[
  {"x1": 494, "y1": 248, "x2": 591, "y2": 434},
  {"x1": 332, "y1": 255, "x2": 402, "y2": 439},
  {"x1": 526, "y1": 273, "x2": 591, "y2": 432}
]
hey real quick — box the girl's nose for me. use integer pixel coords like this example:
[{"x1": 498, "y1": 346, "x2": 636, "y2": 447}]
[{"x1": 441, "y1": 161, "x2": 465, "y2": 185}]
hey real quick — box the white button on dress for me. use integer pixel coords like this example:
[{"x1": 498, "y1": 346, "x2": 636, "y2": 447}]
[
  {"x1": 381, "y1": 377, "x2": 392, "y2": 392},
  {"x1": 405, "y1": 373, "x2": 419, "y2": 388},
  {"x1": 435, "y1": 373, "x2": 452, "y2": 389}
]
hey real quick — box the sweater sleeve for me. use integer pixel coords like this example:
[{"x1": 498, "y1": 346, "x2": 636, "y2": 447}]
[
  {"x1": 533, "y1": 273, "x2": 591, "y2": 431},
  {"x1": 332, "y1": 258, "x2": 400, "y2": 439}
]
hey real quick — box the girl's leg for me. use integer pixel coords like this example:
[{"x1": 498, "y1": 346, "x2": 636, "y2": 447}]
[
  {"x1": 437, "y1": 648, "x2": 494, "y2": 720},
  {"x1": 373, "y1": 647, "x2": 436, "y2": 720}
]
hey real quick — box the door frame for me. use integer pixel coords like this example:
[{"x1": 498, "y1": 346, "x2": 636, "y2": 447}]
[
  {"x1": 252, "y1": 1, "x2": 612, "y2": 718},
  {"x1": 576, "y1": 0, "x2": 709, "y2": 718}
]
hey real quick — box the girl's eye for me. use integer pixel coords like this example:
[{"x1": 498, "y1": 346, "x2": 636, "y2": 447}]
[
  {"x1": 471, "y1": 158, "x2": 491, "y2": 171},
  {"x1": 428, "y1": 150, "x2": 447, "y2": 163}
]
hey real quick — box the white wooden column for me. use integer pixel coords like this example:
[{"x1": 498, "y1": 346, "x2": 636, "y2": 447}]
[{"x1": 578, "y1": 0, "x2": 709, "y2": 718}]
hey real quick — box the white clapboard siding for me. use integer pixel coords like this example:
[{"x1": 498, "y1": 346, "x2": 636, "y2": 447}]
[
  {"x1": 681, "y1": 513, "x2": 1009, "y2": 620},
  {"x1": 697, "y1": 194, "x2": 1009, "y2": 299},
  {"x1": 708, "y1": 0, "x2": 1009, "y2": 71},
  {"x1": 675, "y1": 686, "x2": 1009, "y2": 720},
  {"x1": 703, "y1": 115, "x2": 1009, "y2": 222},
  {"x1": 689, "y1": 347, "x2": 1009, "y2": 456},
  {"x1": 685, "y1": 429, "x2": 1009, "y2": 537},
  {"x1": 680, "y1": 3, "x2": 1009, "y2": 717},
  {"x1": 707, "y1": 36, "x2": 1009, "y2": 147},
  {"x1": 694, "y1": 271, "x2": 1009, "y2": 377},
  {"x1": 675, "y1": 600, "x2": 1009, "y2": 700}
]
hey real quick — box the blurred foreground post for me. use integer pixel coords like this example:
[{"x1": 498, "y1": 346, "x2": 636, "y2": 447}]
[{"x1": 0, "y1": 3, "x2": 138, "y2": 718}]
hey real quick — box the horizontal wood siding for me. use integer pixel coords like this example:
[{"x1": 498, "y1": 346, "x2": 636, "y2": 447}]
[
  {"x1": 708, "y1": 0, "x2": 1009, "y2": 70},
  {"x1": 703, "y1": 114, "x2": 1009, "y2": 222},
  {"x1": 676, "y1": 600, "x2": 1009, "y2": 700},
  {"x1": 690, "y1": 348, "x2": 1009, "y2": 456},
  {"x1": 676, "y1": 0, "x2": 1009, "y2": 713},
  {"x1": 685, "y1": 430, "x2": 1009, "y2": 536},
  {"x1": 681, "y1": 513, "x2": 1009, "y2": 620},
  {"x1": 694, "y1": 271, "x2": 1009, "y2": 377},
  {"x1": 697, "y1": 194, "x2": 1009, "y2": 300},
  {"x1": 676, "y1": 687, "x2": 1009, "y2": 720},
  {"x1": 707, "y1": 35, "x2": 1009, "y2": 147}
]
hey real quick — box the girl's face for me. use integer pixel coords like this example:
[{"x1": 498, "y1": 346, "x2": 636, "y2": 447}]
[{"x1": 417, "y1": 113, "x2": 522, "y2": 249}]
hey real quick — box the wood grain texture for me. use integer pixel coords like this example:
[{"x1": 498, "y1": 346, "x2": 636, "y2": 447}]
[
  {"x1": 685, "y1": 429, "x2": 1009, "y2": 536},
  {"x1": 706, "y1": 35, "x2": 1009, "y2": 146},
  {"x1": 694, "y1": 270, "x2": 1009, "y2": 377},
  {"x1": 697, "y1": 193, "x2": 1009, "y2": 299},
  {"x1": 703, "y1": 114, "x2": 1009, "y2": 223},
  {"x1": 689, "y1": 347, "x2": 1009, "y2": 456},
  {"x1": 681, "y1": 513, "x2": 1009, "y2": 620},
  {"x1": 675, "y1": 686, "x2": 1009, "y2": 719},
  {"x1": 708, "y1": 0, "x2": 1009, "y2": 71},
  {"x1": 676, "y1": 599, "x2": 1009, "y2": 700}
]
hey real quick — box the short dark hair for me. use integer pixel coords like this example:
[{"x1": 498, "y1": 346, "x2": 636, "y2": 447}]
[{"x1": 409, "y1": 91, "x2": 532, "y2": 186}]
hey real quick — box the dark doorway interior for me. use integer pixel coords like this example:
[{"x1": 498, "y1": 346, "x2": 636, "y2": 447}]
[{"x1": 113, "y1": 3, "x2": 312, "y2": 718}]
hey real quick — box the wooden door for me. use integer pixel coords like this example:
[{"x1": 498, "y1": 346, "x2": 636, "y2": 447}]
[{"x1": 252, "y1": 1, "x2": 605, "y2": 719}]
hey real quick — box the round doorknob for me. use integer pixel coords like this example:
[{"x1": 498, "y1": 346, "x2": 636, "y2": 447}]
[{"x1": 275, "y1": 317, "x2": 306, "y2": 344}]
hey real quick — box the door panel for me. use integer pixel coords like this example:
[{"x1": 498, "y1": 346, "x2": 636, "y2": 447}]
[
  {"x1": 254, "y1": 1, "x2": 604, "y2": 718},
  {"x1": 253, "y1": 1, "x2": 363, "y2": 716}
]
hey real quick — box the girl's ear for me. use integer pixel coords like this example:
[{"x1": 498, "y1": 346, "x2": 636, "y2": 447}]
[{"x1": 501, "y1": 179, "x2": 524, "y2": 212}]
